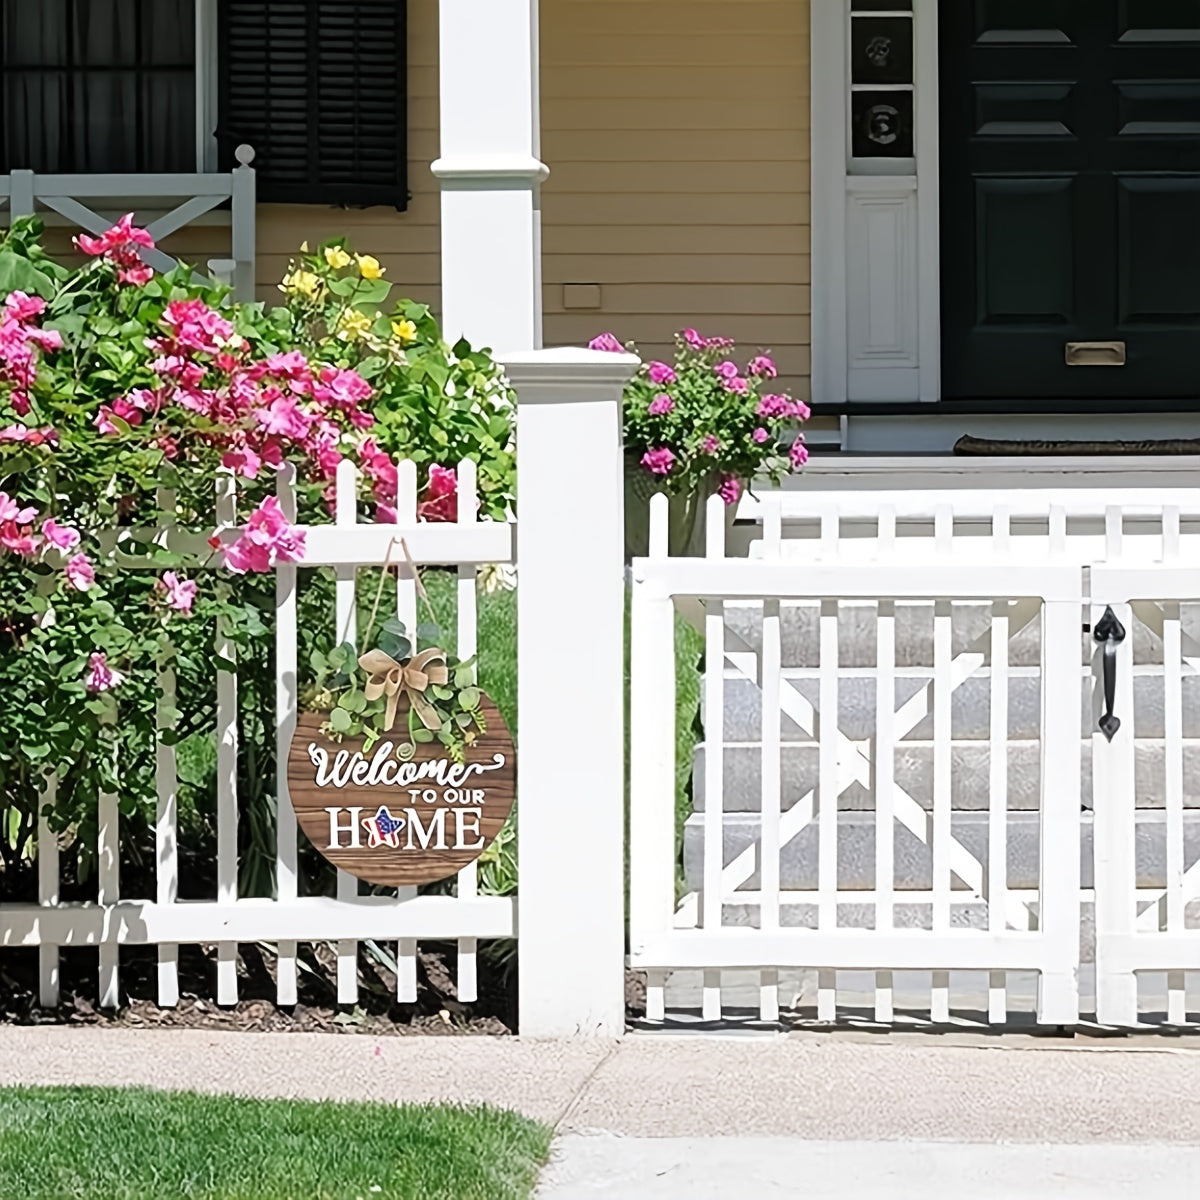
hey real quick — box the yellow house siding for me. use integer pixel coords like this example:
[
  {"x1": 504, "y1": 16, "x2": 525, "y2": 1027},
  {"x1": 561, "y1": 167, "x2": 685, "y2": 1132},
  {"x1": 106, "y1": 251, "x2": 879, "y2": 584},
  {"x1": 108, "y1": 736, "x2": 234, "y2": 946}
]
[{"x1": 540, "y1": 0, "x2": 812, "y2": 395}]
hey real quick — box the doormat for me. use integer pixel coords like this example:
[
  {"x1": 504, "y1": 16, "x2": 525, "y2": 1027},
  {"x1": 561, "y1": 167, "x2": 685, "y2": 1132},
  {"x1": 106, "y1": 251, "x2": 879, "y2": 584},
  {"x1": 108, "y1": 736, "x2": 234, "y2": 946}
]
[{"x1": 953, "y1": 435, "x2": 1200, "y2": 457}]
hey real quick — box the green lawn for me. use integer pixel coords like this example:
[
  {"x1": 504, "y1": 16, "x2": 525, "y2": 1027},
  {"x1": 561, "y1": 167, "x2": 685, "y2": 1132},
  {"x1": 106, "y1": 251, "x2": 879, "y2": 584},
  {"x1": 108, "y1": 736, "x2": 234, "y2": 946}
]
[{"x1": 0, "y1": 1087, "x2": 553, "y2": 1200}]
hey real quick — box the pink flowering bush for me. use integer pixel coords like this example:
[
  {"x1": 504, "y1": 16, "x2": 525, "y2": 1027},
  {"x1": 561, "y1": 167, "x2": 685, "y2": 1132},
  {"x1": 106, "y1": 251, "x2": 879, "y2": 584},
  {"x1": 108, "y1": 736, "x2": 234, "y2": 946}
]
[
  {"x1": 592, "y1": 329, "x2": 810, "y2": 508},
  {"x1": 0, "y1": 216, "x2": 514, "y2": 880}
]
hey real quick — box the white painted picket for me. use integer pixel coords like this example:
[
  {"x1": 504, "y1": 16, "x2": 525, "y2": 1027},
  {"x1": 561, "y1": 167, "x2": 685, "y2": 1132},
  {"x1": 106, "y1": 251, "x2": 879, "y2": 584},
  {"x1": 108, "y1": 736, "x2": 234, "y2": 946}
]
[
  {"x1": 1092, "y1": 547, "x2": 1200, "y2": 1028},
  {"x1": 631, "y1": 462, "x2": 1200, "y2": 1030},
  {"x1": 13, "y1": 457, "x2": 515, "y2": 1011}
]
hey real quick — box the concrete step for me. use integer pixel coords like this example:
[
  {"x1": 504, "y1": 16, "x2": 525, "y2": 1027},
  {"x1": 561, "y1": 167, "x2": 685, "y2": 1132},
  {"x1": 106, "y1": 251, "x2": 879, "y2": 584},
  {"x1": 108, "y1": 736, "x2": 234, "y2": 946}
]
[
  {"x1": 711, "y1": 670, "x2": 1200, "y2": 744},
  {"x1": 659, "y1": 960, "x2": 1200, "y2": 1020},
  {"x1": 720, "y1": 598, "x2": 1198, "y2": 669},
  {"x1": 680, "y1": 808, "x2": 1200, "y2": 893},
  {"x1": 693, "y1": 738, "x2": 1200, "y2": 813}
]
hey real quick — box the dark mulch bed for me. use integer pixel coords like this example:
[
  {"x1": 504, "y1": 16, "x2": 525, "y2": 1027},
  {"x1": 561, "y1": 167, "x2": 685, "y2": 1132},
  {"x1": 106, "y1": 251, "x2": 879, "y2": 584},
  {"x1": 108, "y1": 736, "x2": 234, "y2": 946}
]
[
  {"x1": 0, "y1": 941, "x2": 515, "y2": 1036},
  {"x1": 0, "y1": 941, "x2": 649, "y2": 1036}
]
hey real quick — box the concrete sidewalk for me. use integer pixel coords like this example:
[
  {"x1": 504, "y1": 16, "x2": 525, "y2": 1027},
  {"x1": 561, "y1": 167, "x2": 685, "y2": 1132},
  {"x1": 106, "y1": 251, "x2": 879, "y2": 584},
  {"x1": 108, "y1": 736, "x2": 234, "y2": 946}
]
[{"x1": 1, "y1": 1027, "x2": 1198, "y2": 1196}]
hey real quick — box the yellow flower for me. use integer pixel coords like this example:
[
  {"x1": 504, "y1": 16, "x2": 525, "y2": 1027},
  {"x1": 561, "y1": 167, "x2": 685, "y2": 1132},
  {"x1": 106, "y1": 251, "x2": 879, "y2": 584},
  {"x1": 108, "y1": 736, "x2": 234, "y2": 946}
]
[
  {"x1": 391, "y1": 318, "x2": 418, "y2": 344},
  {"x1": 355, "y1": 254, "x2": 385, "y2": 279},
  {"x1": 280, "y1": 268, "x2": 324, "y2": 302},
  {"x1": 337, "y1": 308, "x2": 373, "y2": 341},
  {"x1": 324, "y1": 245, "x2": 352, "y2": 270}
]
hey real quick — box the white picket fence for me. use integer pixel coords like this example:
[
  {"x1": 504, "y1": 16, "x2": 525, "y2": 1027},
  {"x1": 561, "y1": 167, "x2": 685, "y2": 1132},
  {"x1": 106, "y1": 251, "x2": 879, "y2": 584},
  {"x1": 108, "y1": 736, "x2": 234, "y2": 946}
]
[
  {"x1": 17, "y1": 457, "x2": 515, "y2": 1012},
  {"x1": 630, "y1": 460, "x2": 1200, "y2": 1030},
  {"x1": 0, "y1": 346, "x2": 633, "y2": 1038}
]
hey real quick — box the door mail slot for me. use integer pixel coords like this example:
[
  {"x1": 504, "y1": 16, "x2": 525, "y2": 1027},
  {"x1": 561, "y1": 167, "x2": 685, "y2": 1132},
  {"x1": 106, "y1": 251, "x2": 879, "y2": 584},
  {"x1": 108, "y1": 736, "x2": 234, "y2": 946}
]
[{"x1": 1065, "y1": 341, "x2": 1126, "y2": 367}]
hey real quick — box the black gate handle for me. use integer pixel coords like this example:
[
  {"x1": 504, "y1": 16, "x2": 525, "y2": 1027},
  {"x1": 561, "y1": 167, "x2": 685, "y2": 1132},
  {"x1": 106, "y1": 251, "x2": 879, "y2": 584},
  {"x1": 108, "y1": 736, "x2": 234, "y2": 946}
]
[{"x1": 1094, "y1": 606, "x2": 1126, "y2": 743}]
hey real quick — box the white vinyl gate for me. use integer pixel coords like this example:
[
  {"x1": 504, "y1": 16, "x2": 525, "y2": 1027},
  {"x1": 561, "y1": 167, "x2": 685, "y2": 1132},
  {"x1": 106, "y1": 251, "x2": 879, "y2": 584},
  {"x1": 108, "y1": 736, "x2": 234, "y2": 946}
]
[{"x1": 630, "y1": 485, "x2": 1200, "y2": 1030}]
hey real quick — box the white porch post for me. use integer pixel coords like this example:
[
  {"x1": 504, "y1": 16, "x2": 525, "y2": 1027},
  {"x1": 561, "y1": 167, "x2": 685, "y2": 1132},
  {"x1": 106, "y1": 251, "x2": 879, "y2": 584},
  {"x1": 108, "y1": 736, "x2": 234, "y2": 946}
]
[
  {"x1": 433, "y1": 0, "x2": 546, "y2": 354},
  {"x1": 507, "y1": 348, "x2": 639, "y2": 1037}
]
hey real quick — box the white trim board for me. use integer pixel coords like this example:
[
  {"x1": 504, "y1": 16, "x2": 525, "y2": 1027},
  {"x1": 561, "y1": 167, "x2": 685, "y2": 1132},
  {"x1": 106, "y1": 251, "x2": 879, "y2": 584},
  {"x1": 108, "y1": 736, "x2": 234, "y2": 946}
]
[{"x1": 811, "y1": 0, "x2": 939, "y2": 409}]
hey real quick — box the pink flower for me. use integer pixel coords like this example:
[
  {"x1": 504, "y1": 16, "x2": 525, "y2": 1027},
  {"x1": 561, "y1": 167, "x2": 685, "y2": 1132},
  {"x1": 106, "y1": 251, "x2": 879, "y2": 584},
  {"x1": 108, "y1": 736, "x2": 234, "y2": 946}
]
[
  {"x1": 75, "y1": 214, "x2": 155, "y2": 287},
  {"x1": 313, "y1": 366, "x2": 372, "y2": 414},
  {"x1": 680, "y1": 328, "x2": 706, "y2": 350},
  {"x1": 65, "y1": 553, "x2": 95, "y2": 591},
  {"x1": 4, "y1": 292, "x2": 45, "y2": 321},
  {"x1": 789, "y1": 437, "x2": 809, "y2": 469},
  {"x1": 752, "y1": 427, "x2": 770, "y2": 444},
  {"x1": 160, "y1": 299, "x2": 237, "y2": 356},
  {"x1": 757, "y1": 394, "x2": 810, "y2": 421},
  {"x1": 222, "y1": 495, "x2": 307, "y2": 574},
  {"x1": 222, "y1": 445, "x2": 262, "y2": 479},
  {"x1": 84, "y1": 652, "x2": 124, "y2": 693},
  {"x1": 41, "y1": 518, "x2": 80, "y2": 550},
  {"x1": 417, "y1": 465, "x2": 459, "y2": 523},
  {"x1": 94, "y1": 406, "x2": 119, "y2": 435},
  {"x1": 718, "y1": 475, "x2": 743, "y2": 506},
  {"x1": 647, "y1": 361, "x2": 676, "y2": 385},
  {"x1": 0, "y1": 526, "x2": 39, "y2": 556},
  {"x1": 254, "y1": 394, "x2": 313, "y2": 440},
  {"x1": 648, "y1": 393, "x2": 674, "y2": 416},
  {"x1": 748, "y1": 355, "x2": 778, "y2": 379},
  {"x1": 641, "y1": 447, "x2": 676, "y2": 476},
  {"x1": 0, "y1": 424, "x2": 56, "y2": 445},
  {"x1": 588, "y1": 333, "x2": 624, "y2": 353},
  {"x1": 9, "y1": 392, "x2": 31, "y2": 417},
  {"x1": 714, "y1": 361, "x2": 739, "y2": 381},
  {"x1": 0, "y1": 492, "x2": 37, "y2": 525},
  {"x1": 76, "y1": 213, "x2": 153, "y2": 256},
  {"x1": 700, "y1": 435, "x2": 721, "y2": 456},
  {"x1": 723, "y1": 377, "x2": 750, "y2": 395},
  {"x1": 262, "y1": 350, "x2": 312, "y2": 379},
  {"x1": 118, "y1": 264, "x2": 154, "y2": 287},
  {"x1": 156, "y1": 571, "x2": 197, "y2": 614}
]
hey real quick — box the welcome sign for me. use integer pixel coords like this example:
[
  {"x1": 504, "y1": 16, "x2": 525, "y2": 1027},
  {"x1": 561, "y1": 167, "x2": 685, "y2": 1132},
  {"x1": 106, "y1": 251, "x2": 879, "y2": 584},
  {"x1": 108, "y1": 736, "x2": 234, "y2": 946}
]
[{"x1": 287, "y1": 695, "x2": 515, "y2": 886}]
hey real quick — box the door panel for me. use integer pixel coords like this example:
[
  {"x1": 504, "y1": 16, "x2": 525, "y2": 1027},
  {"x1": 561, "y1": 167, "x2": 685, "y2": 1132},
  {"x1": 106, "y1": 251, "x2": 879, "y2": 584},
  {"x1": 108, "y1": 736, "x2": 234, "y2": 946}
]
[
  {"x1": 940, "y1": 0, "x2": 1200, "y2": 401},
  {"x1": 976, "y1": 178, "x2": 1075, "y2": 324},
  {"x1": 1117, "y1": 179, "x2": 1200, "y2": 322}
]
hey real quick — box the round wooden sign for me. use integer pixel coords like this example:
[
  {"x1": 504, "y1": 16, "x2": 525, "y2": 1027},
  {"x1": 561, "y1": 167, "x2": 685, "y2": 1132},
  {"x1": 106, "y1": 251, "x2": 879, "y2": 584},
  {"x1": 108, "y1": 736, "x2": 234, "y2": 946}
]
[{"x1": 286, "y1": 695, "x2": 515, "y2": 886}]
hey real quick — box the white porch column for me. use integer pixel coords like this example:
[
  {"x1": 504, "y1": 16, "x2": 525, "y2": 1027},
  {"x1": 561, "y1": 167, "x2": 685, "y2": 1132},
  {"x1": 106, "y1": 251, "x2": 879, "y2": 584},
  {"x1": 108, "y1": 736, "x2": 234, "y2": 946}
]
[
  {"x1": 433, "y1": 0, "x2": 547, "y2": 354},
  {"x1": 507, "y1": 347, "x2": 640, "y2": 1037}
]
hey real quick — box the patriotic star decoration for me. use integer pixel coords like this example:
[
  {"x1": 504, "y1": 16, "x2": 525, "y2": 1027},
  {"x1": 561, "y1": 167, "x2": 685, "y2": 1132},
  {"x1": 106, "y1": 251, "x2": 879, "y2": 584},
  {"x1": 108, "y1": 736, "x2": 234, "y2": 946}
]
[{"x1": 363, "y1": 805, "x2": 405, "y2": 849}]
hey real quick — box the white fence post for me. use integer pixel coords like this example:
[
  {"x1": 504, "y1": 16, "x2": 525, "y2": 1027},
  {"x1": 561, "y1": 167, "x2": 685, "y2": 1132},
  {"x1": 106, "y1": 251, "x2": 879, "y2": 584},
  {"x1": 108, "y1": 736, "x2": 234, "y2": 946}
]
[
  {"x1": 507, "y1": 346, "x2": 639, "y2": 1037},
  {"x1": 230, "y1": 145, "x2": 257, "y2": 303}
]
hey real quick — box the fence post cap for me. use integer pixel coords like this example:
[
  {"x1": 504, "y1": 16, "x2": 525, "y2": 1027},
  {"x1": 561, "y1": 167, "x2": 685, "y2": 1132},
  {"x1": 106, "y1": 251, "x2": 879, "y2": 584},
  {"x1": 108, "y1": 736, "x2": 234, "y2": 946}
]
[{"x1": 500, "y1": 346, "x2": 640, "y2": 393}]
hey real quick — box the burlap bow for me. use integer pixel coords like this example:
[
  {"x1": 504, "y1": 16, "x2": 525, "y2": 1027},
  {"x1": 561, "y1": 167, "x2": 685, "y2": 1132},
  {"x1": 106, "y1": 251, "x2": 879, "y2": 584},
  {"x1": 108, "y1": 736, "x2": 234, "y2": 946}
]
[{"x1": 358, "y1": 646, "x2": 450, "y2": 732}]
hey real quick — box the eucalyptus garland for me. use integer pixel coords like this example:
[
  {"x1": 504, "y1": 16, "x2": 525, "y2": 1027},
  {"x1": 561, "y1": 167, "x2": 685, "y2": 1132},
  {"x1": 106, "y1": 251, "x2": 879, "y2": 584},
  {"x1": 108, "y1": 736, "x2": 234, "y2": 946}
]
[{"x1": 301, "y1": 616, "x2": 487, "y2": 764}]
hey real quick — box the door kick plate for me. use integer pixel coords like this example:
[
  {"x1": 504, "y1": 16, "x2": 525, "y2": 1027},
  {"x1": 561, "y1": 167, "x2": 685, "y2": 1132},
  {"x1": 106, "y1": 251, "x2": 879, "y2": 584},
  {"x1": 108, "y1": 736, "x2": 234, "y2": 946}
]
[{"x1": 1066, "y1": 341, "x2": 1126, "y2": 367}]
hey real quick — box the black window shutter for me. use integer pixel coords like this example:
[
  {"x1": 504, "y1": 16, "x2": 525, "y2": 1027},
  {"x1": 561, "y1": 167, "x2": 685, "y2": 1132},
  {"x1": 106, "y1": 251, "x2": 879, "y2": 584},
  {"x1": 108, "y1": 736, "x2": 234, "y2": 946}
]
[{"x1": 217, "y1": 1, "x2": 407, "y2": 209}]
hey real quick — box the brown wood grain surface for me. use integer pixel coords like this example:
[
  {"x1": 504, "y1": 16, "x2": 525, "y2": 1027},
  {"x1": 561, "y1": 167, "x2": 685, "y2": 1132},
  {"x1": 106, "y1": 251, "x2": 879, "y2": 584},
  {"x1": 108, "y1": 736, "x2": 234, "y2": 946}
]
[{"x1": 287, "y1": 695, "x2": 515, "y2": 887}]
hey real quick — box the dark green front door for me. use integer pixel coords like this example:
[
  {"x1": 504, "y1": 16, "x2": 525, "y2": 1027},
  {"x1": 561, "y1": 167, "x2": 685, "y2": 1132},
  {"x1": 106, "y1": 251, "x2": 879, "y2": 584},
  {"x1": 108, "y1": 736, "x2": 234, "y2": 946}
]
[{"x1": 940, "y1": 1, "x2": 1200, "y2": 402}]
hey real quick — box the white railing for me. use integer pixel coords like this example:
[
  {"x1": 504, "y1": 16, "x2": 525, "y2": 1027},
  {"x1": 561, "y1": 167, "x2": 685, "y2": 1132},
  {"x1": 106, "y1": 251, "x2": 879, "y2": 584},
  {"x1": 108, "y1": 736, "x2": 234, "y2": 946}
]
[
  {"x1": 632, "y1": 465, "x2": 1200, "y2": 1030},
  {"x1": 0, "y1": 145, "x2": 257, "y2": 301},
  {"x1": 16, "y1": 457, "x2": 514, "y2": 1012}
]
